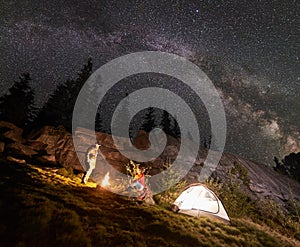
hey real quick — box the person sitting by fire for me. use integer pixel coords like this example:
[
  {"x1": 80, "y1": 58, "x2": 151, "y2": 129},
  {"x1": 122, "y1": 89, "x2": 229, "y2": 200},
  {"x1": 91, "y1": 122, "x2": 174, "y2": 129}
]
[{"x1": 129, "y1": 166, "x2": 149, "y2": 200}]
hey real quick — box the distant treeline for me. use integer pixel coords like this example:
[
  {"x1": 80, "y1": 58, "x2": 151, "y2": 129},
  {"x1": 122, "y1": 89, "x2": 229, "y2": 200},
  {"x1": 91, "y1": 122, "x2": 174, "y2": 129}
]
[
  {"x1": 0, "y1": 58, "x2": 200, "y2": 144},
  {"x1": 274, "y1": 152, "x2": 300, "y2": 183},
  {"x1": 0, "y1": 58, "x2": 299, "y2": 182}
]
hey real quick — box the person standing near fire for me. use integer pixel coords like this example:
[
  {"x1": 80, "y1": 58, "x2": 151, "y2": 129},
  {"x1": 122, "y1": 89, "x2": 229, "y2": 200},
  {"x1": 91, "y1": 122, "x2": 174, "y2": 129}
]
[{"x1": 82, "y1": 143, "x2": 101, "y2": 184}]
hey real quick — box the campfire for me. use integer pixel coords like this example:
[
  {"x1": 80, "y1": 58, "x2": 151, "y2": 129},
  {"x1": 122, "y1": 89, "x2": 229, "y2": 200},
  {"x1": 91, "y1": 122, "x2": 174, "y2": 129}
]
[{"x1": 101, "y1": 172, "x2": 110, "y2": 187}]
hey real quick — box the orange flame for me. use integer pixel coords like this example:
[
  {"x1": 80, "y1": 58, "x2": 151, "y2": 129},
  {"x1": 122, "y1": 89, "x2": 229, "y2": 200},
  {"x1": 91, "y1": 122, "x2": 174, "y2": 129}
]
[{"x1": 101, "y1": 172, "x2": 110, "y2": 187}]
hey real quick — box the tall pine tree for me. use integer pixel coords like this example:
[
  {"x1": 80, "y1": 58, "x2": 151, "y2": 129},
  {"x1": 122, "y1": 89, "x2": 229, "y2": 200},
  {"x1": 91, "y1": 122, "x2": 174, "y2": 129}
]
[
  {"x1": 95, "y1": 111, "x2": 105, "y2": 133},
  {"x1": 0, "y1": 73, "x2": 36, "y2": 128},
  {"x1": 141, "y1": 107, "x2": 156, "y2": 132},
  {"x1": 159, "y1": 110, "x2": 171, "y2": 135},
  {"x1": 169, "y1": 114, "x2": 181, "y2": 139}
]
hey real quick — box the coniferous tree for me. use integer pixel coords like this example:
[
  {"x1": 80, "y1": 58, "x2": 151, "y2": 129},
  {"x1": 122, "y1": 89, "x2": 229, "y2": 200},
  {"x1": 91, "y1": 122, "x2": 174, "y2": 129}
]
[
  {"x1": 169, "y1": 114, "x2": 181, "y2": 139},
  {"x1": 141, "y1": 107, "x2": 156, "y2": 132},
  {"x1": 157, "y1": 110, "x2": 181, "y2": 139},
  {"x1": 0, "y1": 73, "x2": 37, "y2": 128},
  {"x1": 160, "y1": 110, "x2": 171, "y2": 135},
  {"x1": 95, "y1": 111, "x2": 105, "y2": 133},
  {"x1": 35, "y1": 58, "x2": 93, "y2": 131},
  {"x1": 282, "y1": 152, "x2": 300, "y2": 181},
  {"x1": 274, "y1": 152, "x2": 300, "y2": 182},
  {"x1": 203, "y1": 135, "x2": 212, "y2": 149},
  {"x1": 273, "y1": 156, "x2": 285, "y2": 174}
]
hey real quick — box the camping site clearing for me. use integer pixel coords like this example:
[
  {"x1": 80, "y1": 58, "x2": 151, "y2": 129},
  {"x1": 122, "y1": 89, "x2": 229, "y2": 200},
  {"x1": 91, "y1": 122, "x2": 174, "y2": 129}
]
[{"x1": 0, "y1": 159, "x2": 299, "y2": 247}]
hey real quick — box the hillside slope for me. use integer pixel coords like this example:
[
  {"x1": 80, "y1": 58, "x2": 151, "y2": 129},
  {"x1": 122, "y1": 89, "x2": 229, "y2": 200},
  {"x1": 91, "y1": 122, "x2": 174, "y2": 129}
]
[{"x1": 0, "y1": 159, "x2": 299, "y2": 247}]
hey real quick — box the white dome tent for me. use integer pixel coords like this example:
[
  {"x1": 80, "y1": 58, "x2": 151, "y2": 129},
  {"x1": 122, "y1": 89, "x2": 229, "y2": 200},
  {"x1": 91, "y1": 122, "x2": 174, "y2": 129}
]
[{"x1": 171, "y1": 183, "x2": 230, "y2": 224}]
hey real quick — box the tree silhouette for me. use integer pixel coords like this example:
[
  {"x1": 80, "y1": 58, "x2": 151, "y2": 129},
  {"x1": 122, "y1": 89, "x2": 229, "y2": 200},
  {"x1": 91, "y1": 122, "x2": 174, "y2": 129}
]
[
  {"x1": 110, "y1": 93, "x2": 132, "y2": 137},
  {"x1": 170, "y1": 114, "x2": 181, "y2": 139},
  {"x1": 95, "y1": 111, "x2": 105, "y2": 133},
  {"x1": 274, "y1": 152, "x2": 300, "y2": 182},
  {"x1": 141, "y1": 107, "x2": 156, "y2": 132},
  {"x1": 159, "y1": 110, "x2": 171, "y2": 135},
  {"x1": 203, "y1": 135, "x2": 212, "y2": 149},
  {"x1": 157, "y1": 110, "x2": 181, "y2": 139},
  {"x1": 0, "y1": 73, "x2": 37, "y2": 128},
  {"x1": 34, "y1": 58, "x2": 93, "y2": 131},
  {"x1": 273, "y1": 156, "x2": 284, "y2": 173}
]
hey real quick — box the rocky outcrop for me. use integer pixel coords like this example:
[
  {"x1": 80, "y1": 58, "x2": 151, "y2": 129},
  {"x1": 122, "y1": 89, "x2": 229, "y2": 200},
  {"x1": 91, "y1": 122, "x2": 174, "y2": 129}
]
[
  {"x1": 189, "y1": 152, "x2": 300, "y2": 205},
  {"x1": 0, "y1": 121, "x2": 24, "y2": 143},
  {"x1": 1, "y1": 121, "x2": 299, "y2": 208},
  {"x1": 55, "y1": 135, "x2": 83, "y2": 171},
  {"x1": 0, "y1": 142, "x2": 4, "y2": 153},
  {"x1": 6, "y1": 142, "x2": 37, "y2": 158},
  {"x1": 0, "y1": 122, "x2": 77, "y2": 168},
  {"x1": 6, "y1": 156, "x2": 26, "y2": 164},
  {"x1": 73, "y1": 127, "x2": 130, "y2": 171},
  {"x1": 73, "y1": 127, "x2": 300, "y2": 206}
]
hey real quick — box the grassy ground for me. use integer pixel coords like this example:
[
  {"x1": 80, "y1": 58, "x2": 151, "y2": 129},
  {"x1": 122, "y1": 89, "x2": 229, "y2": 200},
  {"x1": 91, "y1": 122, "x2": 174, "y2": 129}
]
[{"x1": 0, "y1": 159, "x2": 299, "y2": 247}]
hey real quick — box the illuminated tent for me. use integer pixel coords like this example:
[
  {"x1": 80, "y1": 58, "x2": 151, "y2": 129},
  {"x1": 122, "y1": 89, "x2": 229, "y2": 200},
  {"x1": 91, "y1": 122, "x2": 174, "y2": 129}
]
[{"x1": 171, "y1": 183, "x2": 230, "y2": 224}]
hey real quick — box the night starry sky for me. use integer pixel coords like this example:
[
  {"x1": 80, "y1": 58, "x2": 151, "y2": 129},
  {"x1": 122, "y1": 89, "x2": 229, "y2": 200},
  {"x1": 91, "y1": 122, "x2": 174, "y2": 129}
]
[{"x1": 0, "y1": 0, "x2": 299, "y2": 164}]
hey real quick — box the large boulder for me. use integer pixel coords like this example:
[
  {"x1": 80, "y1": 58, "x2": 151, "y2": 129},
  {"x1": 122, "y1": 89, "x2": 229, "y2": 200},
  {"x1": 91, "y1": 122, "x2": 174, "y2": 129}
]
[
  {"x1": 162, "y1": 145, "x2": 179, "y2": 158},
  {"x1": 6, "y1": 156, "x2": 26, "y2": 164},
  {"x1": 35, "y1": 155, "x2": 56, "y2": 165},
  {"x1": 0, "y1": 141, "x2": 4, "y2": 153},
  {"x1": 74, "y1": 128, "x2": 132, "y2": 172},
  {"x1": 27, "y1": 126, "x2": 70, "y2": 166},
  {"x1": 0, "y1": 121, "x2": 24, "y2": 143},
  {"x1": 72, "y1": 128, "x2": 182, "y2": 175},
  {"x1": 187, "y1": 151, "x2": 300, "y2": 206},
  {"x1": 133, "y1": 130, "x2": 151, "y2": 150},
  {"x1": 6, "y1": 142, "x2": 37, "y2": 158},
  {"x1": 28, "y1": 126, "x2": 64, "y2": 147},
  {"x1": 26, "y1": 140, "x2": 49, "y2": 152},
  {"x1": 55, "y1": 135, "x2": 83, "y2": 172}
]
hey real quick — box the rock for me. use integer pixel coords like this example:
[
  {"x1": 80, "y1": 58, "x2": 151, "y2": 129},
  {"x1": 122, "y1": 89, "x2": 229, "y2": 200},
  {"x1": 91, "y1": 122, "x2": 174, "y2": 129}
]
[
  {"x1": 249, "y1": 181, "x2": 266, "y2": 194},
  {"x1": 6, "y1": 156, "x2": 26, "y2": 164},
  {"x1": 26, "y1": 140, "x2": 48, "y2": 152},
  {"x1": 0, "y1": 121, "x2": 24, "y2": 143},
  {"x1": 6, "y1": 142, "x2": 37, "y2": 158},
  {"x1": 73, "y1": 128, "x2": 182, "y2": 176},
  {"x1": 144, "y1": 195, "x2": 155, "y2": 205},
  {"x1": 3, "y1": 129, "x2": 24, "y2": 143},
  {"x1": 163, "y1": 145, "x2": 179, "y2": 158},
  {"x1": 55, "y1": 135, "x2": 83, "y2": 172},
  {"x1": 101, "y1": 150, "x2": 128, "y2": 164},
  {"x1": 0, "y1": 121, "x2": 20, "y2": 130},
  {"x1": 27, "y1": 126, "x2": 70, "y2": 166},
  {"x1": 75, "y1": 127, "x2": 131, "y2": 151},
  {"x1": 35, "y1": 155, "x2": 56, "y2": 165},
  {"x1": 28, "y1": 126, "x2": 63, "y2": 147},
  {"x1": 133, "y1": 130, "x2": 151, "y2": 150},
  {"x1": 192, "y1": 152, "x2": 300, "y2": 205},
  {"x1": 74, "y1": 127, "x2": 102, "y2": 148},
  {"x1": 0, "y1": 141, "x2": 4, "y2": 153},
  {"x1": 13, "y1": 124, "x2": 300, "y2": 209}
]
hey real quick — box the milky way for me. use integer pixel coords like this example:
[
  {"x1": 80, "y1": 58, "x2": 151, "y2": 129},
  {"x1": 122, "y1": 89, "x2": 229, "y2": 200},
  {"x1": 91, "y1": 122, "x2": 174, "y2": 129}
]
[{"x1": 0, "y1": 0, "x2": 299, "y2": 164}]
